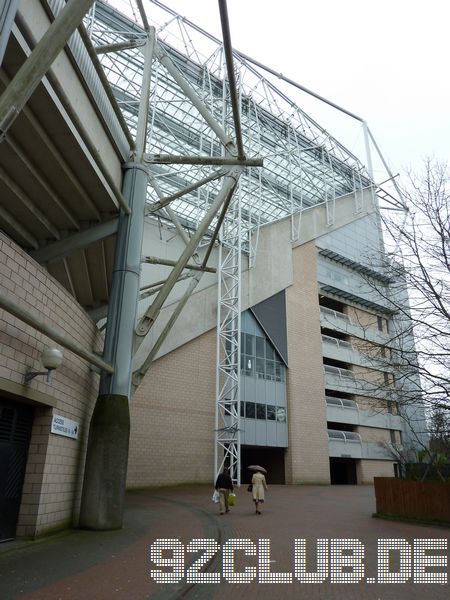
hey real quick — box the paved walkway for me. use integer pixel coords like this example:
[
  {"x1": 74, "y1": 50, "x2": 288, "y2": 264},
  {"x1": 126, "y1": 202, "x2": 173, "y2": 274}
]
[{"x1": 0, "y1": 485, "x2": 448, "y2": 599}]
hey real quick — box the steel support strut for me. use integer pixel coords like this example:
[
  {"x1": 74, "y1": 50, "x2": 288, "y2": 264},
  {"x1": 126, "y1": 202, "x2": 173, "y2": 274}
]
[
  {"x1": 79, "y1": 24, "x2": 155, "y2": 530},
  {"x1": 0, "y1": 0, "x2": 95, "y2": 137}
]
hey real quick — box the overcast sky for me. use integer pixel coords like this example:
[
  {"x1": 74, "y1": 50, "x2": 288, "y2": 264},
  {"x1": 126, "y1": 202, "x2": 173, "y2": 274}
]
[{"x1": 110, "y1": 0, "x2": 450, "y2": 182}]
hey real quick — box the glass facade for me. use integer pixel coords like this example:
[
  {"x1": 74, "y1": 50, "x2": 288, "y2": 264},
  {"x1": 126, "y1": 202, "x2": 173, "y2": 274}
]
[
  {"x1": 239, "y1": 310, "x2": 288, "y2": 442},
  {"x1": 240, "y1": 331, "x2": 285, "y2": 382}
]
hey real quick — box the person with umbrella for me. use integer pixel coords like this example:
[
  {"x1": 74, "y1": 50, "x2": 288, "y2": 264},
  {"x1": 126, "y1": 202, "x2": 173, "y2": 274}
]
[{"x1": 248, "y1": 465, "x2": 268, "y2": 515}]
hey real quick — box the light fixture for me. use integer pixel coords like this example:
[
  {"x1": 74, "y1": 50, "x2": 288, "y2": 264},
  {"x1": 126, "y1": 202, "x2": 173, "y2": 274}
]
[{"x1": 24, "y1": 347, "x2": 64, "y2": 384}]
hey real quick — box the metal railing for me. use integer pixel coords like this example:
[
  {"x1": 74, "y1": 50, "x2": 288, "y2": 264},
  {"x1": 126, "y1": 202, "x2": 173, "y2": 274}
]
[
  {"x1": 324, "y1": 365, "x2": 356, "y2": 380},
  {"x1": 320, "y1": 306, "x2": 352, "y2": 325},
  {"x1": 321, "y1": 334, "x2": 353, "y2": 351},
  {"x1": 327, "y1": 429, "x2": 361, "y2": 443},
  {"x1": 325, "y1": 396, "x2": 358, "y2": 409}
]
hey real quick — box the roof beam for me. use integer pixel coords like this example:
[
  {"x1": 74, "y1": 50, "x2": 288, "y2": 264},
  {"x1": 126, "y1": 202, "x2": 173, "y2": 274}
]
[
  {"x1": 145, "y1": 154, "x2": 263, "y2": 167},
  {"x1": 0, "y1": 71, "x2": 100, "y2": 220},
  {"x1": 6, "y1": 135, "x2": 80, "y2": 229},
  {"x1": 0, "y1": 164, "x2": 61, "y2": 240},
  {"x1": 0, "y1": 204, "x2": 38, "y2": 249},
  {"x1": 31, "y1": 218, "x2": 119, "y2": 264}
]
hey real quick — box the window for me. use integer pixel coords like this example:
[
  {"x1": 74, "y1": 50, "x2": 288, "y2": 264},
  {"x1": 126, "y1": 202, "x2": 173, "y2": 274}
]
[
  {"x1": 240, "y1": 314, "x2": 286, "y2": 383},
  {"x1": 256, "y1": 358, "x2": 265, "y2": 378},
  {"x1": 377, "y1": 316, "x2": 383, "y2": 332},
  {"x1": 276, "y1": 407, "x2": 286, "y2": 423},
  {"x1": 275, "y1": 361, "x2": 284, "y2": 382},
  {"x1": 245, "y1": 333, "x2": 254, "y2": 356},
  {"x1": 255, "y1": 336, "x2": 265, "y2": 358},
  {"x1": 245, "y1": 402, "x2": 255, "y2": 419},
  {"x1": 265, "y1": 340, "x2": 274, "y2": 361},
  {"x1": 242, "y1": 402, "x2": 286, "y2": 423},
  {"x1": 256, "y1": 404, "x2": 266, "y2": 420},
  {"x1": 266, "y1": 405, "x2": 276, "y2": 421},
  {"x1": 389, "y1": 429, "x2": 396, "y2": 444}
]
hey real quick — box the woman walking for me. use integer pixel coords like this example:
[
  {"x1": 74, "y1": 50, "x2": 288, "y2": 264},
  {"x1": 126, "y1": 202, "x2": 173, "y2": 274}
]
[{"x1": 251, "y1": 468, "x2": 268, "y2": 514}]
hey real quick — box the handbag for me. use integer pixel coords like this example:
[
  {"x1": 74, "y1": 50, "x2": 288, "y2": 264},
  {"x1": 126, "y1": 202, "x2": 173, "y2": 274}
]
[
  {"x1": 228, "y1": 492, "x2": 236, "y2": 507},
  {"x1": 247, "y1": 484, "x2": 253, "y2": 492},
  {"x1": 212, "y1": 490, "x2": 220, "y2": 503}
]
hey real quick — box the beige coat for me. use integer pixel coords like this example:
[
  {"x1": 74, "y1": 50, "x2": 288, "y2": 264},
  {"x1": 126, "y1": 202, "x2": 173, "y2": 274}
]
[{"x1": 252, "y1": 472, "x2": 268, "y2": 501}]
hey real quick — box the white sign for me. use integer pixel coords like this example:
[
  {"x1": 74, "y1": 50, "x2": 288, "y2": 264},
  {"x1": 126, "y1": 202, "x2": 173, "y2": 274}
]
[{"x1": 51, "y1": 414, "x2": 79, "y2": 440}]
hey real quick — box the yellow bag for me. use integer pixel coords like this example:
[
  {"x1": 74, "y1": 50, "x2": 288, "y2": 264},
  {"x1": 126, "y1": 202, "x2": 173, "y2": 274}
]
[{"x1": 228, "y1": 492, "x2": 236, "y2": 507}]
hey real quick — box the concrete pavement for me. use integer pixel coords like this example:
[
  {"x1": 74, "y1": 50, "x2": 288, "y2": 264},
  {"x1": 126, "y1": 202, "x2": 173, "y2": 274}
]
[{"x1": 0, "y1": 485, "x2": 448, "y2": 599}]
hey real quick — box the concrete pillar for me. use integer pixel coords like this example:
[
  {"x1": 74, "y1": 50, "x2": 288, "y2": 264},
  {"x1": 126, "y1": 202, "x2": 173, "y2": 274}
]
[{"x1": 79, "y1": 164, "x2": 147, "y2": 530}]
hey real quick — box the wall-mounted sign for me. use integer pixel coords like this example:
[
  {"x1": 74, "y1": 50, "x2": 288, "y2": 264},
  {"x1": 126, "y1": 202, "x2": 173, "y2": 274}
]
[{"x1": 51, "y1": 414, "x2": 79, "y2": 440}]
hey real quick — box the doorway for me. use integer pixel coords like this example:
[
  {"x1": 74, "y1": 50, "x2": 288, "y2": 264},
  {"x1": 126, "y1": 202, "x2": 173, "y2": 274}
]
[
  {"x1": 329, "y1": 457, "x2": 358, "y2": 484},
  {"x1": 0, "y1": 399, "x2": 34, "y2": 541},
  {"x1": 241, "y1": 445, "x2": 285, "y2": 484}
]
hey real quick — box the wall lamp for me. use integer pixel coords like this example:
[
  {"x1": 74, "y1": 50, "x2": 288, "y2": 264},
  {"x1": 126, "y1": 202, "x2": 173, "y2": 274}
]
[{"x1": 24, "y1": 347, "x2": 64, "y2": 384}]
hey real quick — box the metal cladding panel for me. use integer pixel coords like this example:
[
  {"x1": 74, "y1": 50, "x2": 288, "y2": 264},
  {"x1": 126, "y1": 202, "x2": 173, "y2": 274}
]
[{"x1": 250, "y1": 290, "x2": 288, "y2": 366}]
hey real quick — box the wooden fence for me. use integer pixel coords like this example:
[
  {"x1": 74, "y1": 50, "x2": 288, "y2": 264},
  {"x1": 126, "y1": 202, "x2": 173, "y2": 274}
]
[{"x1": 374, "y1": 477, "x2": 450, "y2": 523}]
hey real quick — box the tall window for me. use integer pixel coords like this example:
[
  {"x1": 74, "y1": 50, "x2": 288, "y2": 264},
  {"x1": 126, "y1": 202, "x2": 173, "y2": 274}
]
[{"x1": 240, "y1": 332, "x2": 285, "y2": 382}]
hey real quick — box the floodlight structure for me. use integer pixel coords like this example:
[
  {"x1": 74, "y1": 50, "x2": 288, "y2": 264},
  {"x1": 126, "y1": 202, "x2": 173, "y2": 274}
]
[{"x1": 88, "y1": 0, "x2": 403, "y2": 486}]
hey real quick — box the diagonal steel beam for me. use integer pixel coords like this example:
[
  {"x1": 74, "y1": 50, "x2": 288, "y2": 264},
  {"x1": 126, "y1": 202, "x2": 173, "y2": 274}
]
[
  {"x1": 0, "y1": 0, "x2": 95, "y2": 137},
  {"x1": 134, "y1": 166, "x2": 243, "y2": 346},
  {"x1": 142, "y1": 256, "x2": 216, "y2": 273},
  {"x1": 132, "y1": 272, "x2": 203, "y2": 388},
  {"x1": 218, "y1": 0, "x2": 245, "y2": 160},
  {"x1": 145, "y1": 168, "x2": 227, "y2": 214},
  {"x1": 155, "y1": 41, "x2": 235, "y2": 154}
]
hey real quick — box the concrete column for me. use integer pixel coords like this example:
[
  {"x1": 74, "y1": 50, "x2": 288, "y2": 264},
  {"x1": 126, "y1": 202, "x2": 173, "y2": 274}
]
[{"x1": 79, "y1": 164, "x2": 147, "y2": 530}]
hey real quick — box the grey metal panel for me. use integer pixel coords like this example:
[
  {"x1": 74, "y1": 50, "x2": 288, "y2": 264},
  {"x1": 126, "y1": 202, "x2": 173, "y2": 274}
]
[
  {"x1": 0, "y1": 0, "x2": 19, "y2": 65},
  {"x1": 266, "y1": 421, "x2": 277, "y2": 446},
  {"x1": 250, "y1": 290, "x2": 288, "y2": 365},
  {"x1": 276, "y1": 422, "x2": 288, "y2": 447},
  {"x1": 242, "y1": 418, "x2": 256, "y2": 446},
  {"x1": 242, "y1": 375, "x2": 254, "y2": 403},
  {"x1": 275, "y1": 382, "x2": 286, "y2": 406},
  {"x1": 265, "y1": 380, "x2": 277, "y2": 405},
  {"x1": 46, "y1": 0, "x2": 130, "y2": 160},
  {"x1": 255, "y1": 420, "x2": 267, "y2": 445},
  {"x1": 255, "y1": 378, "x2": 266, "y2": 404}
]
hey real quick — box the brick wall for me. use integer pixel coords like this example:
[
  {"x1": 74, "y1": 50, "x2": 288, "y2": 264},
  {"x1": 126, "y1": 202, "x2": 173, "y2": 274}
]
[
  {"x1": 0, "y1": 233, "x2": 101, "y2": 537},
  {"x1": 357, "y1": 459, "x2": 395, "y2": 483},
  {"x1": 127, "y1": 328, "x2": 217, "y2": 487},
  {"x1": 285, "y1": 242, "x2": 330, "y2": 484}
]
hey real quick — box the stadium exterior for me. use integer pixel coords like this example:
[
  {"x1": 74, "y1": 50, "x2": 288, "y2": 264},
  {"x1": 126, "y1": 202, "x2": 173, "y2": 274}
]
[{"x1": 0, "y1": 0, "x2": 425, "y2": 540}]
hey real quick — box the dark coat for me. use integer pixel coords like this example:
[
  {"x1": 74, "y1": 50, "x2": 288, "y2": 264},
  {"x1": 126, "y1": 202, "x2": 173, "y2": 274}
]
[{"x1": 215, "y1": 472, "x2": 234, "y2": 491}]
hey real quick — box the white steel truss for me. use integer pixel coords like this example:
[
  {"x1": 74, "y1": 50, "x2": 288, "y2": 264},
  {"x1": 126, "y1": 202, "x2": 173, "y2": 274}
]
[
  {"x1": 214, "y1": 187, "x2": 242, "y2": 484},
  {"x1": 88, "y1": 0, "x2": 403, "y2": 488}
]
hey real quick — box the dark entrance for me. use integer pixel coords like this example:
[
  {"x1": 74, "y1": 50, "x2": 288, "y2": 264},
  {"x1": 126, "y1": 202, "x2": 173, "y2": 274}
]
[
  {"x1": 241, "y1": 446, "x2": 285, "y2": 484},
  {"x1": 329, "y1": 457, "x2": 357, "y2": 484},
  {"x1": 0, "y1": 399, "x2": 34, "y2": 541}
]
